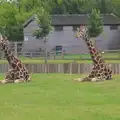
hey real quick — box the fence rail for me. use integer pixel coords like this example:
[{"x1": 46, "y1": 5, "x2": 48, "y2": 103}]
[
  {"x1": 0, "y1": 63, "x2": 120, "y2": 74},
  {"x1": 0, "y1": 41, "x2": 120, "y2": 60}
]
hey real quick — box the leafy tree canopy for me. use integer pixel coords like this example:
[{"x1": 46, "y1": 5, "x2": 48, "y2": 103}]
[
  {"x1": 0, "y1": 0, "x2": 120, "y2": 41},
  {"x1": 88, "y1": 9, "x2": 103, "y2": 37}
]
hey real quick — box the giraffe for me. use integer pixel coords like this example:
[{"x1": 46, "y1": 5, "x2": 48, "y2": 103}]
[
  {"x1": 0, "y1": 36, "x2": 32, "y2": 84},
  {"x1": 73, "y1": 25, "x2": 112, "y2": 82}
]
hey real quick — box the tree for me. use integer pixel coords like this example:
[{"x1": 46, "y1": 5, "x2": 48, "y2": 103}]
[
  {"x1": 0, "y1": 1, "x2": 32, "y2": 41},
  {"x1": 32, "y1": 7, "x2": 52, "y2": 64},
  {"x1": 51, "y1": 0, "x2": 96, "y2": 14},
  {"x1": 0, "y1": 0, "x2": 119, "y2": 42},
  {"x1": 111, "y1": 0, "x2": 120, "y2": 17},
  {"x1": 33, "y1": 8, "x2": 52, "y2": 39},
  {"x1": 88, "y1": 9, "x2": 103, "y2": 37},
  {"x1": 88, "y1": 9, "x2": 103, "y2": 46},
  {"x1": 95, "y1": 0, "x2": 113, "y2": 14}
]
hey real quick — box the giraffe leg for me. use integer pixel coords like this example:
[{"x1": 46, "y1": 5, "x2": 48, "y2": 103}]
[
  {"x1": 0, "y1": 80, "x2": 7, "y2": 84},
  {"x1": 0, "y1": 79, "x2": 14, "y2": 84},
  {"x1": 0, "y1": 69, "x2": 18, "y2": 84},
  {"x1": 14, "y1": 71, "x2": 31, "y2": 83},
  {"x1": 91, "y1": 75, "x2": 106, "y2": 82},
  {"x1": 0, "y1": 69, "x2": 14, "y2": 84},
  {"x1": 73, "y1": 64, "x2": 96, "y2": 82},
  {"x1": 73, "y1": 76, "x2": 93, "y2": 82},
  {"x1": 91, "y1": 77, "x2": 98, "y2": 82},
  {"x1": 4, "y1": 69, "x2": 16, "y2": 81},
  {"x1": 73, "y1": 65, "x2": 96, "y2": 82},
  {"x1": 78, "y1": 75, "x2": 105, "y2": 82},
  {"x1": 74, "y1": 78, "x2": 84, "y2": 82},
  {"x1": 27, "y1": 73, "x2": 32, "y2": 82},
  {"x1": 14, "y1": 78, "x2": 25, "y2": 83}
]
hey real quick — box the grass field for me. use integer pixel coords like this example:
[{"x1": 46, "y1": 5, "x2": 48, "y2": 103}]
[
  {"x1": 20, "y1": 52, "x2": 120, "y2": 60},
  {"x1": 57, "y1": 52, "x2": 120, "y2": 60},
  {"x1": 0, "y1": 52, "x2": 120, "y2": 64},
  {"x1": 0, "y1": 74, "x2": 120, "y2": 120},
  {"x1": 1, "y1": 59, "x2": 120, "y2": 64}
]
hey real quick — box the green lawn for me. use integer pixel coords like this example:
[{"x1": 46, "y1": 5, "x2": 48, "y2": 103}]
[
  {"x1": 0, "y1": 52, "x2": 120, "y2": 64},
  {"x1": 45, "y1": 52, "x2": 120, "y2": 60},
  {"x1": 0, "y1": 74, "x2": 120, "y2": 120},
  {"x1": 59, "y1": 52, "x2": 120, "y2": 60},
  {"x1": 0, "y1": 52, "x2": 119, "y2": 64},
  {"x1": 1, "y1": 59, "x2": 120, "y2": 64}
]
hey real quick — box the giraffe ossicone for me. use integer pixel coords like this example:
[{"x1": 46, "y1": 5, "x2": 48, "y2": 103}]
[
  {"x1": 0, "y1": 36, "x2": 32, "y2": 84},
  {"x1": 73, "y1": 26, "x2": 112, "y2": 82}
]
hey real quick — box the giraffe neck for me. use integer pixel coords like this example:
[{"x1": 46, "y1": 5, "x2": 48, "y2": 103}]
[
  {"x1": 83, "y1": 34, "x2": 104, "y2": 64},
  {"x1": 2, "y1": 43, "x2": 17, "y2": 68}
]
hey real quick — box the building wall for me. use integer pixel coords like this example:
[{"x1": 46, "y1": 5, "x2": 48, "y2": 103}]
[{"x1": 24, "y1": 20, "x2": 120, "y2": 53}]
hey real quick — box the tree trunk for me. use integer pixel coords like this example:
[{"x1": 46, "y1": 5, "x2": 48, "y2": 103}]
[
  {"x1": 91, "y1": 37, "x2": 102, "y2": 55},
  {"x1": 91, "y1": 37, "x2": 96, "y2": 47},
  {"x1": 44, "y1": 37, "x2": 47, "y2": 64},
  {"x1": 0, "y1": 51, "x2": 2, "y2": 59}
]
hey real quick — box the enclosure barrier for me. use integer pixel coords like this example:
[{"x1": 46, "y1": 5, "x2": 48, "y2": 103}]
[
  {"x1": 0, "y1": 63, "x2": 120, "y2": 74},
  {"x1": 1, "y1": 42, "x2": 120, "y2": 60}
]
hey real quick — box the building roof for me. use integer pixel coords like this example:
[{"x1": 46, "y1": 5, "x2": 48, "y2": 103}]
[{"x1": 23, "y1": 13, "x2": 120, "y2": 28}]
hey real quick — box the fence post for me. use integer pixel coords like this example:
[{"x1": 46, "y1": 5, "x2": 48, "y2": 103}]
[
  {"x1": 61, "y1": 50, "x2": 64, "y2": 60},
  {"x1": 53, "y1": 51, "x2": 56, "y2": 60},
  {"x1": 0, "y1": 51, "x2": 4, "y2": 59},
  {"x1": 14, "y1": 42, "x2": 17, "y2": 57},
  {"x1": 78, "y1": 63, "x2": 80, "y2": 74},
  {"x1": 44, "y1": 64, "x2": 48, "y2": 73},
  {"x1": 118, "y1": 51, "x2": 120, "y2": 59},
  {"x1": 30, "y1": 52, "x2": 32, "y2": 59},
  {"x1": 44, "y1": 48, "x2": 48, "y2": 64},
  {"x1": 69, "y1": 63, "x2": 72, "y2": 74}
]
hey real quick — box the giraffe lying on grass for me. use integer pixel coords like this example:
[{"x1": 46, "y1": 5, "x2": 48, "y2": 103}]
[
  {"x1": 0, "y1": 36, "x2": 32, "y2": 84},
  {"x1": 73, "y1": 25, "x2": 112, "y2": 82}
]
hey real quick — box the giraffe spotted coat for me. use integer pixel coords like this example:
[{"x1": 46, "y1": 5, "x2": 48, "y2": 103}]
[
  {"x1": 74, "y1": 26, "x2": 112, "y2": 82},
  {"x1": 0, "y1": 36, "x2": 31, "y2": 84}
]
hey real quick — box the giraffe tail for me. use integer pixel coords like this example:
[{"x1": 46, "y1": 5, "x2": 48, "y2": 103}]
[{"x1": 27, "y1": 72, "x2": 33, "y2": 82}]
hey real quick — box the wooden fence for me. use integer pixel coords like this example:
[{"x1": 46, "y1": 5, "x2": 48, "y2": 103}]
[
  {"x1": 0, "y1": 63, "x2": 120, "y2": 74},
  {"x1": 1, "y1": 41, "x2": 120, "y2": 60}
]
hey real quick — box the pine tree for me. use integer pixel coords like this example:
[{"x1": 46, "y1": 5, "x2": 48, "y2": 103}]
[{"x1": 88, "y1": 8, "x2": 103, "y2": 38}]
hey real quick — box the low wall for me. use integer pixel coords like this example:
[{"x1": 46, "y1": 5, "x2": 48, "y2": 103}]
[{"x1": 0, "y1": 63, "x2": 120, "y2": 74}]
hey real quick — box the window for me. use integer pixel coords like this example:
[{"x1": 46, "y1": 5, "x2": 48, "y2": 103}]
[
  {"x1": 110, "y1": 25, "x2": 118, "y2": 30},
  {"x1": 24, "y1": 36, "x2": 28, "y2": 41},
  {"x1": 72, "y1": 25, "x2": 80, "y2": 31},
  {"x1": 54, "y1": 26, "x2": 63, "y2": 31},
  {"x1": 55, "y1": 45, "x2": 62, "y2": 51},
  {"x1": 55, "y1": 45, "x2": 62, "y2": 54}
]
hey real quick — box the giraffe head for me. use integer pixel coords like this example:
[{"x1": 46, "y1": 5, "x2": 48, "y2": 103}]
[
  {"x1": 75, "y1": 25, "x2": 88, "y2": 38},
  {"x1": 0, "y1": 35, "x2": 9, "y2": 50}
]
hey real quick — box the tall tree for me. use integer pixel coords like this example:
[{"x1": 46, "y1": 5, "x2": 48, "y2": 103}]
[
  {"x1": 32, "y1": 7, "x2": 53, "y2": 63},
  {"x1": 33, "y1": 8, "x2": 52, "y2": 39},
  {"x1": 96, "y1": 0, "x2": 113, "y2": 14},
  {"x1": 0, "y1": 0, "x2": 119, "y2": 42},
  {"x1": 0, "y1": 1, "x2": 33, "y2": 41},
  {"x1": 112, "y1": 0, "x2": 120, "y2": 17},
  {"x1": 88, "y1": 9, "x2": 103, "y2": 46}
]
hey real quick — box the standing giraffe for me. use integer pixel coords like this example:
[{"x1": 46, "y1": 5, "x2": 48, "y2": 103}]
[
  {"x1": 73, "y1": 25, "x2": 112, "y2": 82},
  {"x1": 0, "y1": 36, "x2": 32, "y2": 84}
]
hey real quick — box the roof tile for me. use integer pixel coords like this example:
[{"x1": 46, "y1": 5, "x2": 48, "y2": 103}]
[{"x1": 23, "y1": 14, "x2": 120, "y2": 27}]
